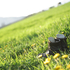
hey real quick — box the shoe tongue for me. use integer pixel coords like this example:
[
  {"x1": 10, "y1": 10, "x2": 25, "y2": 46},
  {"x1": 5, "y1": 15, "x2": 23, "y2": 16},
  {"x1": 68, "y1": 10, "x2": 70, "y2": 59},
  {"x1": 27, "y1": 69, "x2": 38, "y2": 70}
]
[
  {"x1": 56, "y1": 34, "x2": 65, "y2": 38},
  {"x1": 48, "y1": 37, "x2": 55, "y2": 43}
]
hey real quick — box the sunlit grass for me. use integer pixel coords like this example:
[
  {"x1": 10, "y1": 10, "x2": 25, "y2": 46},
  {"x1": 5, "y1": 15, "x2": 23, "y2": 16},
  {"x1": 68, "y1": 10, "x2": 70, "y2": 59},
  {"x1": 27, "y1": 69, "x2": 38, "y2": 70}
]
[{"x1": 0, "y1": 2, "x2": 70, "y2": 70}]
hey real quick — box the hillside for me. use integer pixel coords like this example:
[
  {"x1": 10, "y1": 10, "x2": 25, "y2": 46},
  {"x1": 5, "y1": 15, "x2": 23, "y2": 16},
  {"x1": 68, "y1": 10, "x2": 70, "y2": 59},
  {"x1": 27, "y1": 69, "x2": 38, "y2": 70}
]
[{"x1": 0, "y1": 2, "x2": 70, "y2": 70}]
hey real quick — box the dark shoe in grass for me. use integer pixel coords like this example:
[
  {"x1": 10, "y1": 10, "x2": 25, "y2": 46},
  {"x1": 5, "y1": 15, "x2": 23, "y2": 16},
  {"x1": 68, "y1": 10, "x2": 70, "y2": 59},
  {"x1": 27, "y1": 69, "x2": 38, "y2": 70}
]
[
  {"x1": 56, "y1": 34, "x2": 68, "y2": 51},
  {"x1": 38, "y1": 36, "x2": 66, "y2": 58},
  {"x1": 48, "y1": 37, "x2": 62, "y2": 53}
]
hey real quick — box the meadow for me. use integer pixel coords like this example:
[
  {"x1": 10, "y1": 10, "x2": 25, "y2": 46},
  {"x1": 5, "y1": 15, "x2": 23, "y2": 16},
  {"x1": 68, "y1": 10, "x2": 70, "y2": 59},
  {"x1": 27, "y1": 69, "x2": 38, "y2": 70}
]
[{"x1": 0, "y1": 2, "x2": 70, "y2": 70}]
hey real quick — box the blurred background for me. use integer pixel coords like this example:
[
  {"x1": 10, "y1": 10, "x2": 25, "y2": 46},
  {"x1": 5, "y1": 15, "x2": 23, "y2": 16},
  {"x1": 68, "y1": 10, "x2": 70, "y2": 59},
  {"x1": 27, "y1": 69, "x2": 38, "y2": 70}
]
[{"x1": 0, "y1": 0, "x2": 70, "y2": 28}]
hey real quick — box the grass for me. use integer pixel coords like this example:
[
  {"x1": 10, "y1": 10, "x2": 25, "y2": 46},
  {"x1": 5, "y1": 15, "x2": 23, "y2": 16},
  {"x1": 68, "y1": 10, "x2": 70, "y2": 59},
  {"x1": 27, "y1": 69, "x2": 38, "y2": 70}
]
[{"x1": 0, "y1": 2, "x2": 70, "y2": 70}]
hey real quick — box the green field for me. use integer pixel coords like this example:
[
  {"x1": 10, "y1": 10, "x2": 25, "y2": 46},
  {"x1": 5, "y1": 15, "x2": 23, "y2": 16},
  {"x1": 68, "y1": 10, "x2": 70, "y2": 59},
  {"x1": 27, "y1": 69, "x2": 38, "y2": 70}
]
[{"x1": 0, "y1": 2, "x2": 70, "y2": 70}]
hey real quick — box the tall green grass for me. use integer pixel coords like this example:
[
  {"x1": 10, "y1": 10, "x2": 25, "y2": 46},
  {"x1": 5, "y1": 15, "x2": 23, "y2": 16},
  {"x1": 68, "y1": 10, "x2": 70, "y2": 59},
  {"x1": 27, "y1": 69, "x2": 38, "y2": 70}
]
[{"x1": 0, "y1": 2, "x2": 70, "y2": 70}]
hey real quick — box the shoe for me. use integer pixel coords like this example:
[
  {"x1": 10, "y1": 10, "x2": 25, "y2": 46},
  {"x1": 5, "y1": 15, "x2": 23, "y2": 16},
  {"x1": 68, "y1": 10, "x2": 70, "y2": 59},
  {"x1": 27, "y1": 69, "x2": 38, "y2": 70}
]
[
  {"x1": 56, "y1": 34, "x2": 68, "y2": 51},
  {"x1": 47, "y1": 38, "x2": 61, "y2": 55},
  {"x1": 38, "y1": 37, "x2": 62, "y2": 58}
]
